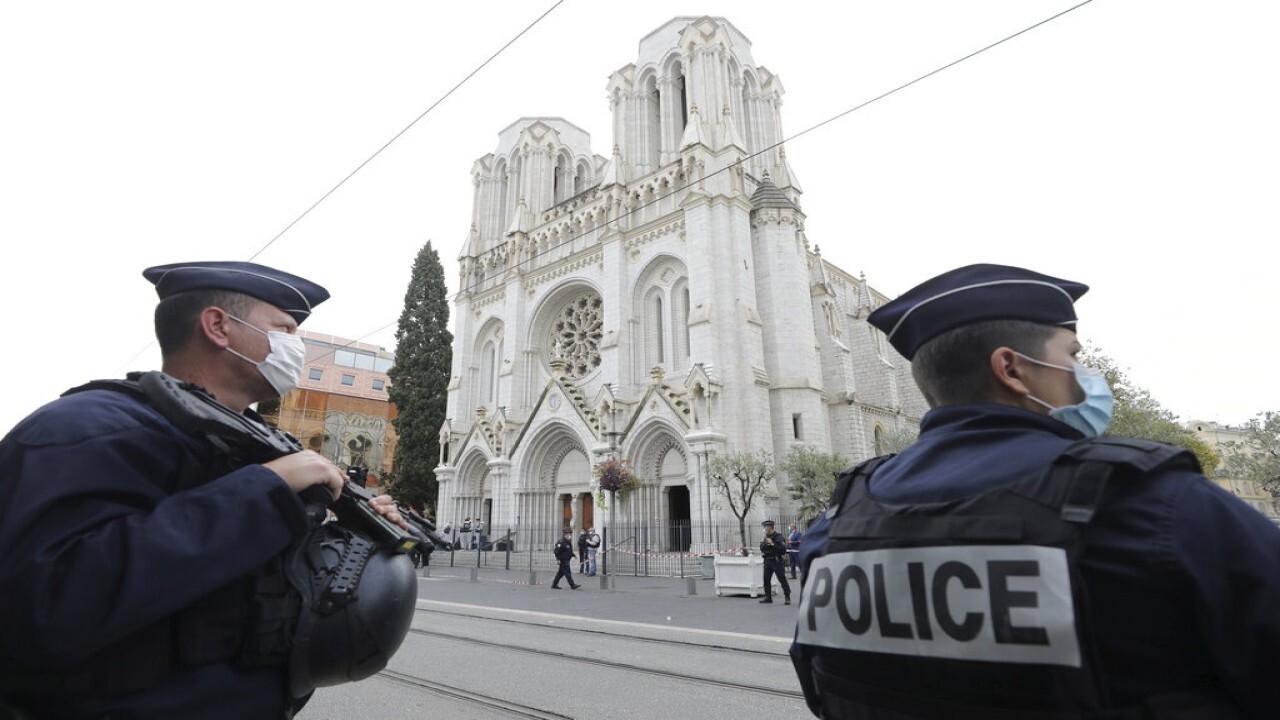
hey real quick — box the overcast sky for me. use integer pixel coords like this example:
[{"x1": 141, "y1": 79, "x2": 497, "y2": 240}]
[{"x1": 3, "y1": 1, "x2": 1277, "y2": 436}]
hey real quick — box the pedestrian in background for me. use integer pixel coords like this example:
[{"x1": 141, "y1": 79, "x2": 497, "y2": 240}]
[
  {"x1": 786, "y1": 523, "x2": 803, "y2": 579},
  {"x1": 577, "y1": 527, "x2": 591, "y2": 574},
  {"x1": 584, "y1": 526, "x2": 601, "y2": 576},
  {"x1": 551, "y1": 528, "x2": 582, "y2": 590},
  {"x1": 758, "y1": 520, "x2": 791, "y2": 605}
]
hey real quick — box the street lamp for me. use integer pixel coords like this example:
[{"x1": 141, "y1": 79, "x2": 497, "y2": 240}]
[{"x1": 601, "y1": 383, "x2": 622, "y2": 578}]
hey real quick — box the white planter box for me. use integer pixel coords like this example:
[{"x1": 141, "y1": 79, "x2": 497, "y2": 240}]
[{"x1": 713, "y1": 554, "x2": 764, "y2": 597}]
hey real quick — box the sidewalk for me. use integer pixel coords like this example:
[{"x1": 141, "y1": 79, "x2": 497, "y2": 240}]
[{"x1": 414, "y1": 564, "x2": 802, "y2": 643}]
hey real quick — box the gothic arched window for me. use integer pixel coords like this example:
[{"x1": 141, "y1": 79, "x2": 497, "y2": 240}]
[
  {"x1": 645, "y1": 75, "x2": 661, "y2": 170},
  {"x1": 672, "y1": 280, "x2": 690, "y2": 364},
  {"x1": 634, "y1": 260, "x2": 690, "y2": 383},
  {"x1": 495, "y1": 159, "x2": 509, "y2": 240},
  {"x1": 554, "y1": 153, "x2": 570, "y2": 204},
  {"x1": 480, "y1": 340, "x2": 498, "y2": 404}
]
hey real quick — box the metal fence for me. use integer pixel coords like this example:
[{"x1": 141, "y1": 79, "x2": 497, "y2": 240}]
[{"x1": 430, "y1": 516, "x2": 814, "y2": 578}]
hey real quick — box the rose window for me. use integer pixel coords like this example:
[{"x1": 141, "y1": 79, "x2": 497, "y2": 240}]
[{"x1": 548, "y1": 292, "x2": 603, "y2": 378}]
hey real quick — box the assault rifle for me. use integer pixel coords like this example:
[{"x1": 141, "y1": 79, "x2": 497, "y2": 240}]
[
  {"x1": 84, "y1": 372, "x2": 423, "y2": 554},
  {"x1": 398, "y1": 506, "x2": 453, "y2": 551}
]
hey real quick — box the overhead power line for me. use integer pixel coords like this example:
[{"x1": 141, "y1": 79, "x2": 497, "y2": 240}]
[
  {"x1": 248, "y1": 0, "x2": 566, "y2": 262},
  {"x1": 454, "y1": 0, "x2": 1096, "y2": 296},
  {"x1": 328, "y1": 0, "x2": 1098, "y2": 365},
  {"x1": 117, "y1": 1, "x2": 565, "y2": 375},
  {"x1": 125, "y1": 1, "x2": 1097, "y2": 372}
]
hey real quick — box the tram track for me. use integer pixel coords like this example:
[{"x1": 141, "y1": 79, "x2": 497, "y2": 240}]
[
  {"x1": 405, "y1": 626, "x2": 804, "y2": 700},
  {"x1": 378, "y1": 669, "x2": 574, "y2": 719},
  {"x1": 415, "y1": 602, "x2": 789, "y2": 658}
]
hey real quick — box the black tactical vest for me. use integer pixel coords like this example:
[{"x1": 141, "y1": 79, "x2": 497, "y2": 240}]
[
  {"x1": 2, "y1": 373, "x2": 416, "y2": 705},
  {"x1": 798, "y1": 437, "x2": 1238, "y2": 719}
]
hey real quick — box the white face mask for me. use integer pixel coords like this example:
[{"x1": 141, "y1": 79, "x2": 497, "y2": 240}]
[{"x1": 225, "y1": 314, "x2": 306, "y2": 397}]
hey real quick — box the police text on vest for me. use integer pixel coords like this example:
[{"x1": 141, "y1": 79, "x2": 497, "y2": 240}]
[{"x1": 796, "y1": 545, "x2": 1079, "y2": 666}]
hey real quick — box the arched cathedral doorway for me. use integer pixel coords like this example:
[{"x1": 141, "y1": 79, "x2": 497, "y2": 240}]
[
  {"x1": 516, "y1": 424, "x2": 593, "y2": 548},
  {"x1": 628, "y1": 429, "x2": 690, "y2": 552}
]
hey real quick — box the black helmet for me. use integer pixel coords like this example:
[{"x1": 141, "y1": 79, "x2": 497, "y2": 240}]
[{"x1": 285, "y1": 521, "x2": 418, "y2": 697}]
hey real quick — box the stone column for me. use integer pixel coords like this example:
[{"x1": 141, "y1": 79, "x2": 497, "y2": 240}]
[
  {"x1": 434, "y1": 463, "x2": 456, "y2": 526},
  {"x1": 486, "y1": 457, "x2": 512, "y2": 530},
  {"x1": 683, "y1": 428, "x2": 726, "y2": 554}
]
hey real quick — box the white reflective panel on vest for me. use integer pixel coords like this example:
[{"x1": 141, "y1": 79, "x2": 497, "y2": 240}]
[{"x1": 797, "y1": 545, "x2": 1080, "y2": 667}]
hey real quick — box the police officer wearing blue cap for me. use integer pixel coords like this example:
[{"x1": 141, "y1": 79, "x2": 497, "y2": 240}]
[
  {"x1": 758, "y1": 520, "x2": 791, "y2": 605},
  {"x1": 789, "y1": 264, "x2": 1280, "y2": 718},
  {"x1": 0, "y1": 261, "x2": 409, "y2": 719}
]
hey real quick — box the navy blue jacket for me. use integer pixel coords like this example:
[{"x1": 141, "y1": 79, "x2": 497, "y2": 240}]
[
  {"x1": 791, "y1": 403, "x2": 1280, "y2": 717},
  {"x1": 0, "y1": 387, "x2": 312, "y2": 719}
]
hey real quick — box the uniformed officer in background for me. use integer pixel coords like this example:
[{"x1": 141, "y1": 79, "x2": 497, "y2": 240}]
[
  {"x1": 0, "y1": 261, "x2": 409, "y2": 719},
  {"x1": 551, "y1": 528, "x2": 582, "y2": 590},
  {"x1": 790, "y1": 264, "x2": 1280, "y2": 718},
  {"x1": 758, "y1": 520, "x2": 792, "y2": 605}
]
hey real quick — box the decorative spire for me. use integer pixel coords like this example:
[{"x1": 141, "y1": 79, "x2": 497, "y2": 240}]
[
  {"x1": 600, "y1": 144, "x2": 625, "y2": 187},
  {"x1": 750, "y1": 171, "x2": 796, "y2": 210},
  {"x1": 505, "y1": 197, "x2": 532, "y2": 236},
  {"x1": 855, "y1": 271, "x2": 875, "y2": 319},
  {"x1": 679, "y1": 104, "x2": 709, "y2": 150},
  {"x1": 458, "y1": 223, "x2": 480, "y2": 260},
  {"x1": 720, "y1": 103, "x2": 745, "y2": 151}
]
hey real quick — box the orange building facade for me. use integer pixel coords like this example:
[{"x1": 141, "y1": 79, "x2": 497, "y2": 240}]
[{"x1": 260, "y1": 330, "x2": 399, "y2": 489}]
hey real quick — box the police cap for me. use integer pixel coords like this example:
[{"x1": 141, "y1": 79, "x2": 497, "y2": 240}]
[
  {"x1": 761, "y1": 520, "x2": 775, "y2": 527},
  {"x1": 866, "y1": 263, "x2": 1088, "y2": 361},
  {"x1": 143, "y1": 261, "x2": 330, "y2": 325}
]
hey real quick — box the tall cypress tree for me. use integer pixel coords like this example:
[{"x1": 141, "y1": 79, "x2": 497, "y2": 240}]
[{"x1": 387, "y1": 240, "x2": 452, "y2": 512}]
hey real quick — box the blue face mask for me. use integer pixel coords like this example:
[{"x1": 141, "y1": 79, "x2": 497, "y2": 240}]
[{"x1": 1015, "y1": 352, "x2": 1115, "y2": 438}]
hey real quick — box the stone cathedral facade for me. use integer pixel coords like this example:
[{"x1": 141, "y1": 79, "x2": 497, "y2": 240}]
[{"x1": 434, "y1": 17, "x2": 927, "y2": 551}]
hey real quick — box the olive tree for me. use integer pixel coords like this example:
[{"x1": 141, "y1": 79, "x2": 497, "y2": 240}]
[
  {"x1": 706, "y1": 449, "x2": 777, "y2": 553},
  {"x1": 778, "y1": 445, "x2": 848, "y2": 520}
]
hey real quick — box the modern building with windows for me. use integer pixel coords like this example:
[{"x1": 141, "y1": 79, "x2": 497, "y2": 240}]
[
  {"x1": 435, "y1": 17, "x2": 927, "y2": 551},
  {"x1": 261, "y1": 330, "x2": 399, "y2": 487}
]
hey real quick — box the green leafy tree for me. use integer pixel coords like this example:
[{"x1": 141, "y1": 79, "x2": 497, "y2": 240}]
[
  {"x1": 706, "y1": 449, "x2": 777, "y2": 553},
  {"x1": 878, "y1": 426, "x2": 919, "y2": 455},
  {"x1": 387, "y1": 241, "x2": 452, "y2": 512},
  {"x1": 1219, "y1": 411, "x2": 1280, "y2": 497},
  {"x1": 1081, "y1": 346, "x2": 1220, "y2": 472},
  {"x1": 779, "y1": 445, "x2": 847, "y2": 520}
]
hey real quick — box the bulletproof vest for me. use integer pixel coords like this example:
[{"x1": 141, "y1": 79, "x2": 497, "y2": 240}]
[
  {"x1": 761, "y1": 532, "x2": 787, "y2": 559},
  {"x1": 555, "y1": 538, "x2": 573, "y2": 561},
  {"x1": 797, "y1": 437, "x2": 1234, "y2": 720},
  {"x1": 5, "y1": 372, "x2": 417, "y2": 702}
]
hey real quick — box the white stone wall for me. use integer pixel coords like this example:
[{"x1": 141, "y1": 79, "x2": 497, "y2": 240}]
[{"x1": 438, "y1": 17, "x2": 925, "y2": 534}]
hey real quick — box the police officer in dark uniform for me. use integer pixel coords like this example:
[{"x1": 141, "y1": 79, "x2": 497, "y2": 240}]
[
  {"x1": 551, "y1": 528, "x2": 582, "y2": 590},
  {"x1": 789, "y1": 264, "x2": 1280, "y2": 718},
  {"x1": 758, "y1": 520, "x2": 791, "y2": 605},
  {"x1": 0, "y1": 261, "x2": 411, "y2": 719}
]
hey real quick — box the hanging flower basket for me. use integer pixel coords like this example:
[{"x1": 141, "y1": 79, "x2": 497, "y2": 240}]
[{"x1": 593, "y1": 458, "x2": 640, "y2": 508}]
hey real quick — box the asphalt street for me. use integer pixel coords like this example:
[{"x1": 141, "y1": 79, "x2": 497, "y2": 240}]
[{"x1": 301, "y1": 564, "x2": 808, "y2": 719}]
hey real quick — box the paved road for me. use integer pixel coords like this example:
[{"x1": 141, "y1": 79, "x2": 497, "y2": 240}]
[{"x1": 300, "y1": 565, "x2": 809, "y2": 719}]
